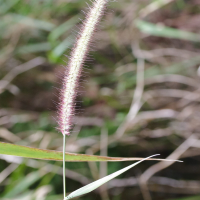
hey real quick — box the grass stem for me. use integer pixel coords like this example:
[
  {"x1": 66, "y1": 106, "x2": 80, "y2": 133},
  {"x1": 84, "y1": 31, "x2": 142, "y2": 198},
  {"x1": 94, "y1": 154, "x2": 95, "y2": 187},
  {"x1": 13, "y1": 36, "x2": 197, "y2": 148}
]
[{"x1": 63, "y1": 134, "x2": 66, "y2": 199}]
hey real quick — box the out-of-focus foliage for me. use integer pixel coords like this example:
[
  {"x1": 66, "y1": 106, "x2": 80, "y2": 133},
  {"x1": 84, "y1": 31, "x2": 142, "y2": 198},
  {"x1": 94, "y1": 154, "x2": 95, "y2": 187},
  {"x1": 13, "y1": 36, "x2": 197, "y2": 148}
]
[{"x1": 0, "y1": 0, "x2": 200, "y2": 200}]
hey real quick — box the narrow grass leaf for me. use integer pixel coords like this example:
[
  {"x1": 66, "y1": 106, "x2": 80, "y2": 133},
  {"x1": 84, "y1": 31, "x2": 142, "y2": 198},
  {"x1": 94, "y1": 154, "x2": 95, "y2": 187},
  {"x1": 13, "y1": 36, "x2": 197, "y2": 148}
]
[
  {"x1": 5, "y1": 13, "x2": 55, "y2": 31},
  {"x1": 65, "y1": 154, "x2": 159, "y2": 199},
  {"x1": 0, "y1": 0, "x2": 20, "y2": 14},
  {"x1": 3, "y1": 171, "x2": 44, "y2": 198},
  {"x1": 48, "y1": 36, "x2": 73, "y2": 63},
  {"x1": 0, "y1": 142, "x2": 181, "y2": 162},
  {"x1": 48, "y1": 16, "x2": 79, "y2": 42},
  {"x1": 16, "y1": 42, "x2": 51, "y2": 55},
  {"x1": 135, "y1": 20, "x2": 200, "y2": 42}
]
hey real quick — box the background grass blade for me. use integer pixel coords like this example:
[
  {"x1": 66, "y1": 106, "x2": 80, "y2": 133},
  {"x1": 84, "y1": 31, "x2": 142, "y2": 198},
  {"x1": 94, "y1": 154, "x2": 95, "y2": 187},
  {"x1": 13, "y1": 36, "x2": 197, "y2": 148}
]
[
  {"x1": 169, "y1": 196, "x2": 200, "y2": 200},
  {"x1": 16, "y1": 42, "x2": 51, "y2": 55},
  {"x1": 2, "y1": 171, "x2": 45, "y2": 198},
  {"x1": 48, "y1": 36, "x2": 73, "y2": 63},
  {"x1": 48, "y1": 16, "x2": 79, "y2": 42},
  {"x1": 135, "y1": 20, "x2": 200, "y2": 42}
]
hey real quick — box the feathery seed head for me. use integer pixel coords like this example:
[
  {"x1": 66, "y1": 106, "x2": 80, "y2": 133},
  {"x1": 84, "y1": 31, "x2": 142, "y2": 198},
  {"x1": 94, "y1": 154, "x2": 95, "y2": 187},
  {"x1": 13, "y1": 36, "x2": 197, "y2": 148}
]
[{"x1": 58, "y1": 0, "x2": 108, "y2": 135}]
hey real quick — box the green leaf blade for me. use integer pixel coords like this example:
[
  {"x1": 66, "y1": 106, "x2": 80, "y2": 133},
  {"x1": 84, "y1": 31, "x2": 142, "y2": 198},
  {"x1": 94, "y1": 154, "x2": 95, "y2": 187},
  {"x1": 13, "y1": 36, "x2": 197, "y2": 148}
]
[
  {"x1": 0, "y1": 142, "x2": 176, "y2": 162},
  {"x1": 0, "y1": 142, "x2": 117, "y2": 162}
]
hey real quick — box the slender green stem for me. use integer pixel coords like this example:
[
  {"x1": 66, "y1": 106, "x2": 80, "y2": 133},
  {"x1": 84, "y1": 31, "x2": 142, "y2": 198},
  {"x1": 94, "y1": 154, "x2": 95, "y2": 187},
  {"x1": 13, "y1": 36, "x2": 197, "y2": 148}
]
[{"x1": 63, "y1": 134, "x2": 66, "y2": 199}]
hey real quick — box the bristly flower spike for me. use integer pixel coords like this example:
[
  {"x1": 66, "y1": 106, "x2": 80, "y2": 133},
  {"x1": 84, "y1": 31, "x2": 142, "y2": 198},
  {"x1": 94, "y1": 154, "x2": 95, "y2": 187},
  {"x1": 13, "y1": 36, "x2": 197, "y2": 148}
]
[{"x1": 59, "y1": 0, "x2": 108, "y2": 135}]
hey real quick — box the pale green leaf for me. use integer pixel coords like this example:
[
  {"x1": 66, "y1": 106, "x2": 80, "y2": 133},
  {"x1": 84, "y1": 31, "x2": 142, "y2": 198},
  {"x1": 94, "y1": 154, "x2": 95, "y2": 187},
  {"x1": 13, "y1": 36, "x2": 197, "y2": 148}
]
[
  {"x1": 65, "y1": 154, "x2": 159, "y2": 199},
  {"x1": 135, "y1": 20, "x2": 200, "y2": 42}
]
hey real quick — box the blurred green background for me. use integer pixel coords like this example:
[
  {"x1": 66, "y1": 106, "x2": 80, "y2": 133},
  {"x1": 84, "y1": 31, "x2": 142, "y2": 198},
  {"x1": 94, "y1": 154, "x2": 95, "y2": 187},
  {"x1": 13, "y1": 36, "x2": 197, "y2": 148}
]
[{"x1": 0, "y1": 0, "x2": 200, "y2": 199}]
